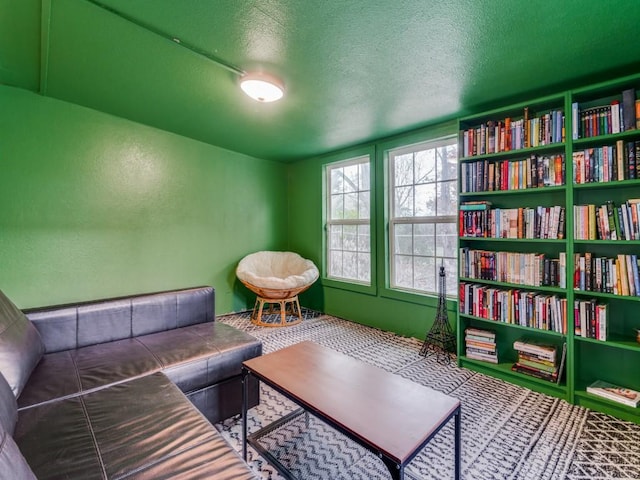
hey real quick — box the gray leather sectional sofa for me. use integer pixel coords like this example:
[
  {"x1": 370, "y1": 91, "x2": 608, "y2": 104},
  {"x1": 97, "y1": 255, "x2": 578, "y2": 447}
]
[{"x1": 0, "y1": 286, "x2": 261, "y2": 479}]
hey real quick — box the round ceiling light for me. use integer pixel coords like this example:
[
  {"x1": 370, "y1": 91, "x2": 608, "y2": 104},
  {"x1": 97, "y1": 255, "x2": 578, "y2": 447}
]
[{"x1": 240, "y1": 72, "x2": 284, "y2": 102}]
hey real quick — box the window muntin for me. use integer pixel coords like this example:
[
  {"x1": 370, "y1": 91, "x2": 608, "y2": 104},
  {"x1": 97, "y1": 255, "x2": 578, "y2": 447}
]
[
  {"x1": 326, "y1": 156, "x2": 371, "y2": 284},
  {"x1": 389, "y1": 139, "x2": 457, "y2": 297}
]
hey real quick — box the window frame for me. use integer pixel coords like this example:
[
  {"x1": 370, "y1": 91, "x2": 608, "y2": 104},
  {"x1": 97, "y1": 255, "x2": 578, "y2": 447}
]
[
  {"x1": 322, "y1": 148, "x2": 377, "y2": 296},
  {"x1": 385, "y1": 136, "x2": 459, "y2": 300}
]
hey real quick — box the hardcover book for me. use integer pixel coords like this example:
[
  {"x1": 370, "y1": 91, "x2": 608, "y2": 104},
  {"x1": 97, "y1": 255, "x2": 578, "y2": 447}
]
[{"x1": 587, "y1": 380, "x2": 640, "y2": 407}]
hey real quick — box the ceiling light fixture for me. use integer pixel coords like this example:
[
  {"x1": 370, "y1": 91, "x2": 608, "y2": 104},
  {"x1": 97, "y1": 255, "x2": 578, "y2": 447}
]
[{"x1": 240, "y1": 72, "x2": 285, "y2": 102}]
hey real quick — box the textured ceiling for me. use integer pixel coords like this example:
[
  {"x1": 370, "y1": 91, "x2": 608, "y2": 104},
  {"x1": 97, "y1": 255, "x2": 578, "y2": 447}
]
[{"x1": 2, "y1": 0, "x2": 640, "y2": 162}]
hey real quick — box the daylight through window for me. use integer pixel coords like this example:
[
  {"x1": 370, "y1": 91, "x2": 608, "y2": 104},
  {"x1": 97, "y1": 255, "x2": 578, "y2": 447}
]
[
  {"x1": 326, "y1": 156, "x2": 371, "y2": 284},
  {"x1": 389, "y1": 139, "x2": 458, "y2": 296}
]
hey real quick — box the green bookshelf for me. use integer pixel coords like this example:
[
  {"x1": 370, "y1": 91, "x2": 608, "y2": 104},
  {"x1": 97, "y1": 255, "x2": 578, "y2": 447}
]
[{"x1": 457, "y1": 73, "x2": 640, "y2": 422}]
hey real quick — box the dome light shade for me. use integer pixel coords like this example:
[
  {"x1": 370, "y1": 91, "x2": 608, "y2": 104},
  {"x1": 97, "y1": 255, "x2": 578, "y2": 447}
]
[{"x1": 240, "y1": 72, "x2": 284, "y2": 102}]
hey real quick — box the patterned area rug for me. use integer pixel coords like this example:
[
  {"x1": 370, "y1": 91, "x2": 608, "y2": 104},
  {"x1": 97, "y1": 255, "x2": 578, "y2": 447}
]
[{"x1": 216, "y1": 310, "x2": 640, "y2": 480}]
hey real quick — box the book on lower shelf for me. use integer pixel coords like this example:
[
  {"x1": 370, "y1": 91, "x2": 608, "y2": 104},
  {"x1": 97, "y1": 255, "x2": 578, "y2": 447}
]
[
  {"x1": 587, "y1": 380, "x2": 640, "y2": 408},
  {"x1": 511, "y1": 339, "x2": 566, "y2": 384},
  {"x1": 465, "y1": 327, "x2": 497, "y2": 363}
]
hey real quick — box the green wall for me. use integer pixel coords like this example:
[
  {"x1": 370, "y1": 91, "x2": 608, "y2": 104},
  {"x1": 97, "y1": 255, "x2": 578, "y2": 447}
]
[
  {"x1": 288, "y1": 124, "x2": 459, "y2": 340},
  {"x1": 0, "y1": 85, "x2": 288, "y2": 312}
]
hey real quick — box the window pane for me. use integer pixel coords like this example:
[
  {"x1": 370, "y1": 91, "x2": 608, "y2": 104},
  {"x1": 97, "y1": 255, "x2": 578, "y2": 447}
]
[
  {"x1": 394, "y1": 153, "x2": 414, "y2": 186},
  {"x1": 394, "y1": 255, "x2": 413, "y2": 289},
  {"x1": 331, "y1": 168, "x2": 343, "y2": 194},
  {"x1": 329, "y1": 250, "x2": 343, "y2": 277},
  {"x1": 344, "y1": 192, "x2": 358, "y2": 219},
  {"x1": 330, "y1": 225, "x2": 343, "y2": 249},
  {"x1": 441, "y1": 257, "x2": 458, "y2": 297},
  {"x1": 415, "y1": 149, "x2": 436, "y2": 184},
  {"x1": 357, "y1": 253, "x2": 370, "y2": 282},
  {"x1": 437, "y1": 144, "x2": 458, "y2": 181},
  {"x1": 394, "y1": 224, "x2": 413, "y2": 255},
  {"x1": 415, "y1": 183, "x2": 436, "y2": 216},
  {"x1": 359, "y1": 162, "x2": 370, "y2": 191},
  {"x1": 343, "y1": 164, "x2": 359, "y2": 193},
  {"x1": 357, "y1": 225, "x2": 370, "y2": 252},
  {"x1": 437, "y1": 180, "x2": 457, "y2": 216},
  {"x1": 331, "y1": 194, "x2": 344, "y2": 220},
  {"x1": 326, "y1": 156, "x2": 371, "y2": 285},
  {"x1": 414, "y1": 256, "x2": 435, "y2": 292},
  {"x1": 358, "y1": 191, "x2": 370, "y2": 219},
  {"x1": 414, "y1": 223, "x2": 434, "y2": 256},
  {"x1": 343, "y1": 251, "x2": 357, "y2": 279},
  {"x1": 394, "y1": 186, "x2": 414, "y2": 217},
  {"x1": 388, "y1": 137, "x2": 457, "y2": 295},
  {"x1": 343, "y1": 225, "x2": 357, "y2": 251},
  {"x1": 436, "y1": 223, "x2": 457, "y2": 257}
]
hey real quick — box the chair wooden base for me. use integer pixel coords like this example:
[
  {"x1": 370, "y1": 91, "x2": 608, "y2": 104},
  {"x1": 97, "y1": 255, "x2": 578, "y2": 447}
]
[{"x1": 251, "y1": 295, "x2": 302, "y2": 327}]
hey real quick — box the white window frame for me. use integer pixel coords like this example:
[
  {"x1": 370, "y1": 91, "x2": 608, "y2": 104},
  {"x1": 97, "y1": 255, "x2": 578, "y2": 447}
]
[
  {"x1": 325, "y1": 155, "x2": 372, "y2": 285},
  {"x1": 388, "y1": 137, "x2": 458, "y2": 297}
]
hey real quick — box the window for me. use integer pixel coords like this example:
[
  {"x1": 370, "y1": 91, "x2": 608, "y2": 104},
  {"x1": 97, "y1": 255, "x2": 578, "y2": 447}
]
[
  {"x1": 326, "y1": 156, "x2": 371, "y2": 284},
  {"x1": 388, "y1": 138, "x2": 458, "y2": 297}
]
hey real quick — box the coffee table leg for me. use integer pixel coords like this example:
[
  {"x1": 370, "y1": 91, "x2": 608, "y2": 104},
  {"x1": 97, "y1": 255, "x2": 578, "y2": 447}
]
[
  {"x1": 381, "y1": 457, "x2": 402, "y2": 480},
  {"x1": 242, "y1": 368, "x2": 248, "y2": 461},
  {"x1": 455, "y1": 407, "x2": 461, "y2": 480}
]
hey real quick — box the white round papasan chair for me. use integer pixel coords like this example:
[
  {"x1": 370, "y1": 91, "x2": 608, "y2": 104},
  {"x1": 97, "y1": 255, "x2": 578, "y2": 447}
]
[{"x1": 236, "y1": 251, "x2": 319, "y2": 327}]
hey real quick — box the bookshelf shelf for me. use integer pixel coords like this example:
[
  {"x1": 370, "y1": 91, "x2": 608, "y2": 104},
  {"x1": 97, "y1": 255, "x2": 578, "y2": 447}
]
[
  {"x1": 572, "y1": 179, "x2": 640, "y2": 190},
  {"x1": 459, "y1": 313, "x2": 565, "y2": 337},
  {"x1": 459, "y1": 237, "x2": 565, "y2": 244},
  {"x1": 575, "y1": 335, "x2": 640, "y2": 353},
  {"x1": 459, "y1": 277, "x2": 566, "y2": 294},
  {"x1": 572, "y1": 129, "x2": 640, "y2": 146},
  {"x1": 457, "y1": 73, "x2": 640, "y2": 424},
  {"x1": 459, "y1": 356, "x2": 568, "y2": 399},
  {"x1": 459, "y1": 186, "x2": 566, "y2": 197},
  {"x1": 573, "y1": 239, "x2": 640, "y2": 245},
  {"x1": 573, "y1": 289, "x2": 640, "y2": 301},
  {"x1": 459, "y1": 143, "x2": 565, "y2": 162}
]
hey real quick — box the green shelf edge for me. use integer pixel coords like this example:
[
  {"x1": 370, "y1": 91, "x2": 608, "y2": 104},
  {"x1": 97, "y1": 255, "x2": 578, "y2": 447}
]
[
  {"x1": 572, "y1": 179, "x2": 640, "y2": 190},
  {"x1": 459, "y1": 356, "x2": 568, "y2": 399},
  {"x1": 459, "y1": 143, "x2": 565, "y2": 162},
  {"x1": 460, "y1": 186, "x2": 566, "y2": 197},
  {"x1": 574, "y1": 391, "x2": 640, "y2": 422},
  {"x1": 573, "y1": 289, "x2": 640, "y2": 302},
  {"x1": 459, "y1": 237, "x2": 566, "y2": 243},
  {"x1": 459, "y1": 277, "x2": 566, "y2": 294},
  {"x1": 575, "y1": 335, "x2": 640, "y2": 353},
  {"x1": 459, "y1": 313, "x2": 566, "y2": 337}
]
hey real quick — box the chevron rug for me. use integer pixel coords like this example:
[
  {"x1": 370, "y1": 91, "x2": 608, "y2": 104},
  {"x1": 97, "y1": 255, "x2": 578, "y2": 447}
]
[{"x1": 216, "y1": 310, "x2": 640, "y2": 480}]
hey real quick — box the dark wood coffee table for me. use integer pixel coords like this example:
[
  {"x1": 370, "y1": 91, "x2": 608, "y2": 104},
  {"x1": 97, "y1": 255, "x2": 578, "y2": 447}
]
[{"x1": 242, "y1": 341, "x2": 461, "y2": 480}]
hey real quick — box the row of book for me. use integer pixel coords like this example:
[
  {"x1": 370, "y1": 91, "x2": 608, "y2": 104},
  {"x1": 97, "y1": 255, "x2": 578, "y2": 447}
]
[
  {"x1": 511, "y1": 339, "x2": 565, "y2": 383},
  {"x1": 573, "y1": 253, "x2": 640, "y2": 296},
  {"x1": 459, "y1": 203, "x2": 566, "y2": 240},
  {"x1": 574, "y1": 299, "x2": 607, "y2": 340},
  {"x1": 461, "y1": 108, "x2": 565, "y2": 158},
  {"x1": 464, "y1": 328, "x2": 497, "y2": 363},
  {"x1": 459, "y1": 248, "x2": 566, "y2": 288},
  {"x1": 587, "y1": 380, "x2": 640, "y2": 408},
  {"x1": 460, "y1": 154, "x2": 565, "y2": 193},
  {"x1": 573, "y1": 199, "x2": 640, "y2": 241},
  {"x1": 573, "y1": 141, "x2": 640, "y2": 184},
  {"x1": 459, "y1": 282, "x2": 567, "y2": 333},
  {"x1": 571, "y1": 88, "x2": 640, "y2": 139}
]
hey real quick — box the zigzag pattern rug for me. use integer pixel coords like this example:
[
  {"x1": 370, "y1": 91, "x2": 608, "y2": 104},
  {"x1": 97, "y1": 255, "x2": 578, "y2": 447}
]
[{"x1": 216, "y1": 311, "x2": 640, "y2": 479}]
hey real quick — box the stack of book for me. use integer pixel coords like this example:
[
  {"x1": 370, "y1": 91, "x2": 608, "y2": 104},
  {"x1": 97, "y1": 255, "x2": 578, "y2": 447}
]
[
  {"x1": 465, "y1": 328, "x2": 497, "y2": 363},
  {"x1": 587, "y1": 380, "x2": 640, "y2": 408},
  {"x1": 511, "y1": 339, "x2": 566, "y2": 383}
]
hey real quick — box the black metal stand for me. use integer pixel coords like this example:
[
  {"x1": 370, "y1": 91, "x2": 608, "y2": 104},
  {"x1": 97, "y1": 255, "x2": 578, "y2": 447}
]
[{"x1": 420, "y1": 264, "x2": 456, "y2": 365}]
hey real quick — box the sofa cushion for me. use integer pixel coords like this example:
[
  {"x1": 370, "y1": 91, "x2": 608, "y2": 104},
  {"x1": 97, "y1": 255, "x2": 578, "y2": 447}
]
[
  {"x1": 0, "y1": 424, "x2": 37, "y2": 480},
  {"x1": 18, "y1": 322, "x2": 262, "y2": 410},
  {"x1": 0, "y1": 372, "x2": 17, "y2": 435},
  {"x1": 0, "y1": 290, "x2": 44, "y2": 397},
  {"x1": 14, "y1": 373, "x2": 256, "y2": 480}
]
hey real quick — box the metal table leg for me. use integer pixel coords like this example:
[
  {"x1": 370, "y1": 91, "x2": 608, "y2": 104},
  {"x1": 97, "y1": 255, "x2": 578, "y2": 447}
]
[{"x1": 242, "y1": 368, "x2": 249, "y2": 461}]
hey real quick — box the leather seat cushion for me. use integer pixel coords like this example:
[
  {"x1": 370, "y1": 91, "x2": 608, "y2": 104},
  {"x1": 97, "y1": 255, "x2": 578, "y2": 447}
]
[
  {"x1": 14, "y1": 372, "x2": 256, "y2": 479},
  {"x1": 18, "y1": 322, "x2": 261, "y2": 410},
  {"x1": 0, "y1": 290, "x2": 44, "y2": 397}
]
